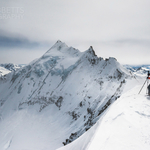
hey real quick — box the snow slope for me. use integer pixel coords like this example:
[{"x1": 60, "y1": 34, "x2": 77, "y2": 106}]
[
  {"x1": 0, "y1": 41, "x2": 134, "y2": 150},
  {"x1": 58, "y1": 77, "x2": 150, "y2": 150}
]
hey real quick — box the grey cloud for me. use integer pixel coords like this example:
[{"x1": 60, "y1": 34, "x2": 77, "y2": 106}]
[
  {"x1": 114, "y1": 39, "x2": 150, "y2": 47},
  {"x1": 0, "y1": 30, "x2": 52, "y2": 49},
  {"x1": 0, "y1": 35, "x2": 39, "y2": 48}
]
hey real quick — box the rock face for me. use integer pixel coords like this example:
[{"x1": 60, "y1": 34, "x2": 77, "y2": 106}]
[{"x1": 0, "y1": 41, "x2": 131, "y2": 150}]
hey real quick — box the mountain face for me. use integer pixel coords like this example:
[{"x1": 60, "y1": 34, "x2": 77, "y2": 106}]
[{"x1": 0, "y1": 41, "x2": 132, "y2": 150}]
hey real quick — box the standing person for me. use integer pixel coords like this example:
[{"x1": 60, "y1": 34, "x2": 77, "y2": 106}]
[
  {"x1": 139, "y1": 71, "x2": 150, "y2": 94},
  {"x1": 147, "y1": 71, "x2": 150, "y2": 79},
  {"x1": 147, "y1": 71, "x2": 150, "y2": 95},
  {"x1": 148, "y1": 84, "x2": 150, "y2": 96}
]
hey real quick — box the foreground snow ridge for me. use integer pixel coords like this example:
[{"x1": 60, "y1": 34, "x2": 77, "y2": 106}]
[
  {"x1": 58, "y1": 83, "x2": 150, "y2": 150},
  {"x1": 0, "y1": 40, "x2": 147, "y2": 150}
]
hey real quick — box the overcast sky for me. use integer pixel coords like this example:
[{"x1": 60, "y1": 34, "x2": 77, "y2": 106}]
[{"x1": 0, "y1": 0, "x2": 150, "y2": 65}]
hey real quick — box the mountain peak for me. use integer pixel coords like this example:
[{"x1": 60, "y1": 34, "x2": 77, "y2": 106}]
[
  {"x1": 84, "y1": 46, "x2": 97, "y2": 57},
  {"x1": 43, "y1": 40, "x2": 69, "y2": 56},
  {"x1": 56, "y1": 40, "x2": 63, "y2": 44},
  {"x1": 40, "y1": 41, "x2": 81, "y2": 63},
  {"x1": 51, "y1": 40, "x2": 68, "y2": 50}
]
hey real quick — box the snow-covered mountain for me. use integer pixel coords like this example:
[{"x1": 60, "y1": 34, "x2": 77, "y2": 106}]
[
  {"x1": 0, "y1": 63, "x2": 24, "y2": 72},
  {"x1": 124, "y1": 65, "x2": 150, "y2": 76},
  {"x1": 0, "y1": 41, "x2": 136, "y2": 150},
  {"x1": 0, "y1": 66, "x2": 11, "y2": 76},
  {"x1": 0, "y1": 63, "x2": 24, "y2": 77}
]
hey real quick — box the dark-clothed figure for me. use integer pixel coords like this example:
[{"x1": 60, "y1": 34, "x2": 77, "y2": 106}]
[
  {"x1": 148, "y1": 84, "x2": 150, "y2": 96},
  {"x1": 147, "y1": 71, "x2": 150, "y2": 79}
]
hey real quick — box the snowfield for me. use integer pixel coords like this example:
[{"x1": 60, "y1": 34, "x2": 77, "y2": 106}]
[{"x1": 0, "y1": 41, "x2": 150, "y2": 150}]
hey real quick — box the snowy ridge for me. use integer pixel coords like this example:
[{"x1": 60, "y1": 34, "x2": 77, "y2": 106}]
[
  {"x1": 0, "y1": 41, "x2": 134, "y2": 150},
  {"x1": 57, "y1": 79, "x2": 150, "y2": 150}
]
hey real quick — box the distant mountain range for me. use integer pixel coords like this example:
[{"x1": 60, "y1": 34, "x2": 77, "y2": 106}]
[
  {"x1": 0, "y1": 63, "x2": 25, "y2": 76},
  {"x1": 1, "y1": 62, "x2": 149, "y2": 78},
  {"x1": 123, "y1": 65, "x2": 150, "y2": 76}
]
